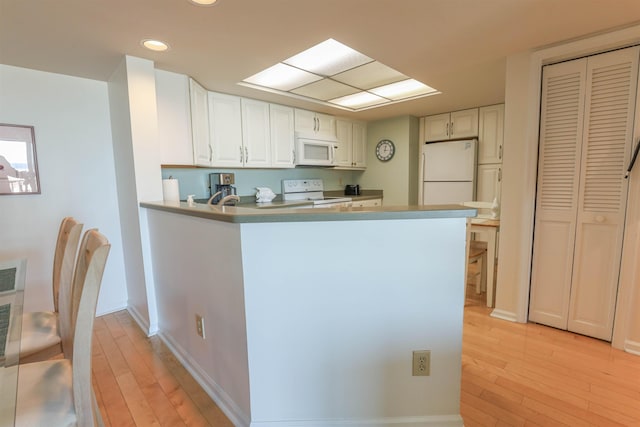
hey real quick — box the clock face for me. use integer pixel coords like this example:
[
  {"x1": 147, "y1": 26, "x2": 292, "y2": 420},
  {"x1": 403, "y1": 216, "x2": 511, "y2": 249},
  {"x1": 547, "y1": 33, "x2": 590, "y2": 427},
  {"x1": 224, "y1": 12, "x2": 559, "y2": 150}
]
[{"x1": 376, "y1": 139, "x2": 395, "y2": 162}]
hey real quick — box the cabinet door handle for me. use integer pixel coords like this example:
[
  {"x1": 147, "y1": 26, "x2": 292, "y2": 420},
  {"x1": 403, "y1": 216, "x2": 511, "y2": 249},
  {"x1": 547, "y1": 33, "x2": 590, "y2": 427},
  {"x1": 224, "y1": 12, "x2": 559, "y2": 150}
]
[
  {"x1": 498, "y1": 167, "x2": 502, "y2": 182},
  {"x1": 245, "y1": 147, "x2": 248, "y2": 163},
  {"x1": 450, "y1": 121, "x2": 454, "y2": 136},
  {"x1": 446, "y1": 123, "x2": 449, "y2": 137},
  {"x1": 209, "y1": 145, "x2": 213, "y2": 162},
  {"x1": 499, "y1": 145, "x2": 503, "y2": 160},
  {"x1": 292, "y1": 150, "x2": 296, "y2": 164},
  {"x1": 239, "y1": 146, "x2": 244, "y2": 163}
]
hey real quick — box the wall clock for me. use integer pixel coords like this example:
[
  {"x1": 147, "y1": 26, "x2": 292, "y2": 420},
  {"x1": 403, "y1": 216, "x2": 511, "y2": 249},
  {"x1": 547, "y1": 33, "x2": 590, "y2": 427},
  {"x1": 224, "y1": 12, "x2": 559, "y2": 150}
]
[{"x1": 375, "y1": 139, "x2": 395, "y2": 162}]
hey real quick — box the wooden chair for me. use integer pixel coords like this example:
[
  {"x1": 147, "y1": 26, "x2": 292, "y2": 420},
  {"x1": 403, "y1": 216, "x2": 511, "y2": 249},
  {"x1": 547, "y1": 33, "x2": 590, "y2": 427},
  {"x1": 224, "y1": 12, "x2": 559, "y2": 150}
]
[
  {"x1": 461, "y1": 202, "x2": 492, "y2": 298},
  {"x1": 15, "y1": 229, "x2": 110, "y2": 426},
  {"x1": 20, "y1": 217, "x2": 83, "y2": 363},
  {"x1": 468, "y1": 240, "x2": 488, "y2": 294}
]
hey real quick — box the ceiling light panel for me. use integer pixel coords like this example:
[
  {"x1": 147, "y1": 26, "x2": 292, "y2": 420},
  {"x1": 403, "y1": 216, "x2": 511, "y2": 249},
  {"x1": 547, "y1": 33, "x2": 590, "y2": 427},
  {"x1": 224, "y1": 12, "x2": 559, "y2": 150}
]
[
  {"x1": 370, "y1": 79, "x2": 439, "y2": 100},
  {"x1": 332, "y1": 61, "x2": 407, "y2": 89},
  {"x1": 291, "y1": 78, "x2": 359, "y2": 101},
  {"x1": 244, "y1": 63, "x2": 322, "y2": 91},
  {"x1": 240, "y1": 38, "x2": 439, "y2": 112},
  {"x1": 284, "y1": 39, "x2": 372, "y2": 76},
  {"x1": 329, "y1": 91, "x2": 387, "y2": 109}
]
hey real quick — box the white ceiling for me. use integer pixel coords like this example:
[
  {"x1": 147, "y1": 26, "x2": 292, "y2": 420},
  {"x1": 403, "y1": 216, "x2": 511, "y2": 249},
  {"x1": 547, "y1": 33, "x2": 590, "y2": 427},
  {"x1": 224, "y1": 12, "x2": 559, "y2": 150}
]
[{"x1": 2, "y1": 0, "x2": 640, "y2": 121}]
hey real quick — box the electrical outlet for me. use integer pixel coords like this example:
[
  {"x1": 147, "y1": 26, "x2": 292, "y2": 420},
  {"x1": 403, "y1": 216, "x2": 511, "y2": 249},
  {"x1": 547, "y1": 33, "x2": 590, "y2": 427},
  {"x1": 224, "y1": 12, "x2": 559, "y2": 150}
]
[
  {"x1": 412, "y1": 350, "x2": 430, "y2": 376},
  {"x1": 195, "y1": 314, "x2": 205, "y2": 339}
]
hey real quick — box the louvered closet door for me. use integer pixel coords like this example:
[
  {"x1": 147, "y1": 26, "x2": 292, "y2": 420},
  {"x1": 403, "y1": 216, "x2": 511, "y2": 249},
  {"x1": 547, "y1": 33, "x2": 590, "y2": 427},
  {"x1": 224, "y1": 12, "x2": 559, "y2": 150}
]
[
  {"x1": 530, "y1": 46, "x2": 639, "y2": 340},
  {"x1": 568, "y1": 47, "x2": 639, "y2": 341},
  {"x1": 529, "y1": 59, "x2": 586, "y2": 330}
]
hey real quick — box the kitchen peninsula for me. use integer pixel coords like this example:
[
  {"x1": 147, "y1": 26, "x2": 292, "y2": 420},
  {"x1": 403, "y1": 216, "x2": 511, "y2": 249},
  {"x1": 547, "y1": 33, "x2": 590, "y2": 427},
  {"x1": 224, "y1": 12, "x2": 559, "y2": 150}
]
[{"x1": 142, "y1": 201, "x2": 475, "y2": 427}]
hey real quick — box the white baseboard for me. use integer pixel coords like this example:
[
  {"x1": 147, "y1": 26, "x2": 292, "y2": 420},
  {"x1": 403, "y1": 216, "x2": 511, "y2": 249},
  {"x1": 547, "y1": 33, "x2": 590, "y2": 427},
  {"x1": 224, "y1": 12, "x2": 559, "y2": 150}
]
[
  {"x1": 624, "y1": 339, "x2": 640, "y2": 356},
  {"x1": 490, "y1": 308, "x2": 519, "y2": 322},
  {"x1": 249, "y1": 415, "x2": 463, "y2": 427},
  {"x1": 96, "y1": 303, "x2": 127, "y2": 317},
  {"x1": 127, "y1": 305, "x2": 158, "y2": 336},
  {"x1": 157, "y1": 331, "x2": 251, "y2": 427}
]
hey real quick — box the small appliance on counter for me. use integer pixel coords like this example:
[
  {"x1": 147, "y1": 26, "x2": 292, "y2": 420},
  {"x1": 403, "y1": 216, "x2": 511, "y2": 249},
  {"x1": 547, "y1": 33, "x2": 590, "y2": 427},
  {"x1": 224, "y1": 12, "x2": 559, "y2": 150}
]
[
  {"x1": 208, "y1": 173, "x2": 239, "y2": 206},
  {"x1": 344, "y1": 184, "x2": 360, "y2": 196}
]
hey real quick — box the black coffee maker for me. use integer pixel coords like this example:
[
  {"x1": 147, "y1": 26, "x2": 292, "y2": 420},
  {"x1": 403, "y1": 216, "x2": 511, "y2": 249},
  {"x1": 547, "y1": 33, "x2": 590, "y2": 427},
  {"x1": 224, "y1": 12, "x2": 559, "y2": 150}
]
[{"x1": 209, "y1": 173, "x2": 238, "y2": 205}]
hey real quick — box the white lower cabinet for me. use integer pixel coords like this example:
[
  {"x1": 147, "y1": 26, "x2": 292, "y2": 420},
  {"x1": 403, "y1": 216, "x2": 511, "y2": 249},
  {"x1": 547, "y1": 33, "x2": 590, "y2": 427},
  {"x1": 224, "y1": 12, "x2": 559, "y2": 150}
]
[
  {"x1": 352, "y1": 198, "x2": 382, "y2": 207},
  {"x1": 476, "y1": 163, "x2": 501, "y2": 204},
  {"x1": 335, "y1": 119, "x2": 366, "y2": 169}
]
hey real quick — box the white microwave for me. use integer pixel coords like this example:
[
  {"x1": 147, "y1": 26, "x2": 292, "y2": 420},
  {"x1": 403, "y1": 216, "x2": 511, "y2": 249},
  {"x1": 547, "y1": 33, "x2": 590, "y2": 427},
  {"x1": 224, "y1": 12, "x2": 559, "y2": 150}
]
[{"x1": 295, "y1": 135, "x2": 338, "y2": 167}]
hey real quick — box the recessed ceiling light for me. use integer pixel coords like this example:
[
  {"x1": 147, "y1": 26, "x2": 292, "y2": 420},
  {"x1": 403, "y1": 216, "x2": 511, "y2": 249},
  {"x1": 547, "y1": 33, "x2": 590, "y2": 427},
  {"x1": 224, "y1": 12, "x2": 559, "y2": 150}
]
[
  {"x1": 244, "y1": 63, "x2": 322, "y2": 91},
  {"x1": 189, "y1": 0, "x2": 219, "y2": 5},
  {"x1": 329, "y1": 92, "x2": 387, "y2": 109},
  {"x1": 141, "y1": 39, "x2": 169, "y2": 52}
]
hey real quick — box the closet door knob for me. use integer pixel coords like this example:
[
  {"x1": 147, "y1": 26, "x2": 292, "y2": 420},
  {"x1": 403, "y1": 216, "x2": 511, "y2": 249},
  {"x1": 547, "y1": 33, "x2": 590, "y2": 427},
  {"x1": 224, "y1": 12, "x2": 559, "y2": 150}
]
[{"x1": 595, "y1": 215, "x2": 605, "y2": 223}]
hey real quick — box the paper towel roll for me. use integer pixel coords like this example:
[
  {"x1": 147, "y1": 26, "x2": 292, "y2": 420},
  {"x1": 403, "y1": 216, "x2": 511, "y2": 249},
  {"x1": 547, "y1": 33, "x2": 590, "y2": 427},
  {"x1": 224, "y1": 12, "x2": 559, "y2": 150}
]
[{"x1": 162, "y1": 179, "x2": 180, "y2": 201}]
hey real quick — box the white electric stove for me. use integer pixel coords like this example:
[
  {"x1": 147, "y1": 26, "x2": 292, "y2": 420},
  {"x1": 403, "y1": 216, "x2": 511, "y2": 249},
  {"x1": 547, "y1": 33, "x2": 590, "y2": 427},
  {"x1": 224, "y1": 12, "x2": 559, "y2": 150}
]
[{"x1": 281, "y1": 179, "x2": 352, "y2": 208}]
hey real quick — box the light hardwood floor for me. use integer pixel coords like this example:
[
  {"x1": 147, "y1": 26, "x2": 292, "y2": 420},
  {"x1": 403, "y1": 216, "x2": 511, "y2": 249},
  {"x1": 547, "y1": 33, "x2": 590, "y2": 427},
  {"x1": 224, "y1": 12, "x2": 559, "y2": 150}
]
[{"x1": 91, "y1": 291, "x2": 640, "y2": 426}]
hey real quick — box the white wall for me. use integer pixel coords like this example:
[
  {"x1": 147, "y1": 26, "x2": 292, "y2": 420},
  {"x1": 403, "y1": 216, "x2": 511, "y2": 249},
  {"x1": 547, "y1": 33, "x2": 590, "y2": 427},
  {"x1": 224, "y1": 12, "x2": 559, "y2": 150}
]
[
  {"x1": 0, "y1": 64, "x2": 128, "y2": 315},
  {"x1": 108, "y1": 56, "x2": 163, "y2": 334},
  {"x1": 497, "y1": 24, "x2": 640, "y2": 352}
]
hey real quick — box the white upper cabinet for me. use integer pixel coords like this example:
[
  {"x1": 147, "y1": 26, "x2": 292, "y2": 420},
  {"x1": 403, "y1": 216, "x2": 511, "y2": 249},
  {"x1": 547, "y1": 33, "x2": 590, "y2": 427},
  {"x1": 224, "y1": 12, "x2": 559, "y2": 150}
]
[
  {"x1": 335, "y1": 119, "x2": 366, "y2": 169},
  {"x1": 294, "y1": 109, "x2": 337, "y2": 140},
  {"x1": 189, "y1": 78, "x2": 212, "y2": 166},
  {"x1": 269, "y1": 104, "x2": 295, "y2": 168},
  {"x1": 335, "y1": 120, "x2": 353, "y2": 167},
  {"x1": 208, "y1": 92, "x2": 243, "y2": 167},
  {"x1": 424, "y1": 108, "x2": 478, "y2": 141},
  {"x1": 478, "y1": 104, "x2": 504, "y2": 164},
  {"x1": 156, "y1": 70, "x2": 194, "y2": 165},
  {"x1": 241, "y1": 99, "x2": 271, "y2": 167}
]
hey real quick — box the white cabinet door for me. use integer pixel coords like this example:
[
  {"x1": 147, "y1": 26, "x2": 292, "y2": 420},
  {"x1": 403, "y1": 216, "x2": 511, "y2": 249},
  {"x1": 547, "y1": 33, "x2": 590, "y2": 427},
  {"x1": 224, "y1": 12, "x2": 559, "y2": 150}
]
[
  {"x1": 424, "y1": 109, "x2": 478, "y2": 141},
  {"x1": 294, "y1": 109, "x2": 336, "y2": 139},
  {"x1": 294, "y1": 109, "x2": 317, "y2": 133},
  {"x1": 316, "y1": 112, "x2": 336, "y2": 139},
  {"x1": 335, "y1": 120, "x2": 353, "y2": 167},
  {"x1": 476, "y1": 164, "x2": 501, "y2": 204},
  {"x1": 352, "y1": 121, "x2": 367, "y2": 168},
  {"x1": 189, "y1": 79, "x2": 212, "y2": 166},
  {"x1": 270, "y1": 104, "x2": 295, "y2": 168},
  {"x1": 478, "y1": 104, "x2": 504, "y2": 164},
  {"x1": 352, "y1": 198, "x2": 381, "y2": 208},
  {"x1": 424, "y1": 113, "x2": 450, "y2": 141},
  {"x1": 209, "y1": 92, "x2": 243, "y2": 167},
  {"x1": 241, "y1": 99, "x2": 271, "y2": 167},
  {"x1": 156, "y1": 70, "x2": 193, "y2": 165},
  {"x1": 450, "y1": 108, "x2": 479, "y2": 139}
]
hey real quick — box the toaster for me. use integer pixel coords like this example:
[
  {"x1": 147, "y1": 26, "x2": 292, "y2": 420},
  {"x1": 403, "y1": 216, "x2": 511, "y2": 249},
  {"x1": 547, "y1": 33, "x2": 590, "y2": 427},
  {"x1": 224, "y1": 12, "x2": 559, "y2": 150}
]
[{"x1": 344, "y1": 184, "x2": 360, "y2": 196}]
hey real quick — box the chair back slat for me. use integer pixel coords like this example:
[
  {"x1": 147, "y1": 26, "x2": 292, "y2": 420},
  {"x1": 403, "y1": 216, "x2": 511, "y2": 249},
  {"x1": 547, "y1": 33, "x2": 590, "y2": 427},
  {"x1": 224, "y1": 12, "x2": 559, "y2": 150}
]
[
  {"x1": 54, "y1": 218, "x2": 83, "y2": 360},
  {"x1": 52, "y1": 217, "x2": 83, "y2": 312},
  {"x1": 68, "y1": 229, "x2": 110, "y2": 426}
]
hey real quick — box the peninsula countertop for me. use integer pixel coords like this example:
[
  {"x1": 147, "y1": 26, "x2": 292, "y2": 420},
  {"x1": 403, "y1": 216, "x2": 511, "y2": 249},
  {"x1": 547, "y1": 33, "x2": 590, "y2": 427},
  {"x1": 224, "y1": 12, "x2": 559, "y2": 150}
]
[{"x1": 140, "y1": 200, "x2": 477, "y2": 224}]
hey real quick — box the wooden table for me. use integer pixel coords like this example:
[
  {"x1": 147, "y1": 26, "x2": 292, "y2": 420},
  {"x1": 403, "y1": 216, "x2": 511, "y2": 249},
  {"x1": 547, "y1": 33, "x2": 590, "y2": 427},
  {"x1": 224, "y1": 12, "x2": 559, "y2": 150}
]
[
  {"x1": 0, "y1": 259, "x2": 26, "y2": 427},
  {"x1": 469, "y1": 217, "x2": 500, "y2": 307}
]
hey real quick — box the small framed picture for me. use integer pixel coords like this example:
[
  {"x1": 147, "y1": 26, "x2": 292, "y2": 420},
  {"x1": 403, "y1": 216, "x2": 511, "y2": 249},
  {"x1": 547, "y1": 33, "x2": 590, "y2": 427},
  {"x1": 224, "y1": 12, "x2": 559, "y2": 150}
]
[{"x1": 0, "y1": 124, "x2": 40, "y2": 195}]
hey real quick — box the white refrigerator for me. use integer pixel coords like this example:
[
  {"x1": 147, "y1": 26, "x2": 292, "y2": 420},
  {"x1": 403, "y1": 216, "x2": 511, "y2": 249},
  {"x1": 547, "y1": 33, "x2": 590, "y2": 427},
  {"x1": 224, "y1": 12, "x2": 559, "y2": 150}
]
[{"x1": 421, "y1": 138, "x2": 477, "y2": 204}]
